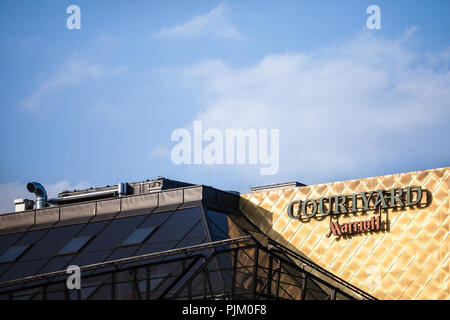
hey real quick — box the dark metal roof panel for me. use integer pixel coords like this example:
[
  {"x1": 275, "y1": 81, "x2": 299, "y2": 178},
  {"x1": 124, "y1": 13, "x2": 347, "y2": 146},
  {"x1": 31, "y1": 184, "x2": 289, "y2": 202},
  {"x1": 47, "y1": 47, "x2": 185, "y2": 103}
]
[{"x1": 0, "y1": 185, "x2": 241, "y2": 235}]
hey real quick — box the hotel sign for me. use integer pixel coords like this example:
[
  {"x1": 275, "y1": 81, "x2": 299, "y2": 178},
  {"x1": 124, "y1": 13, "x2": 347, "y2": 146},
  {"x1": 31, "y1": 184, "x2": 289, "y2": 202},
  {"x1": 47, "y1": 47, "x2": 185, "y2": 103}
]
[{"x1": 286, "y1": 185, "x2": 423, "y2": 238}]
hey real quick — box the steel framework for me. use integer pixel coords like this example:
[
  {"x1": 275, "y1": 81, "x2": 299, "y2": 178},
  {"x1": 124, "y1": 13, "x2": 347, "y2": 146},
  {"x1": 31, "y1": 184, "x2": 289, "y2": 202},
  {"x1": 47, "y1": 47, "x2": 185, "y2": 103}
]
[{"x1": 0, "y1": 236, "x2": 375, "y2": 300}]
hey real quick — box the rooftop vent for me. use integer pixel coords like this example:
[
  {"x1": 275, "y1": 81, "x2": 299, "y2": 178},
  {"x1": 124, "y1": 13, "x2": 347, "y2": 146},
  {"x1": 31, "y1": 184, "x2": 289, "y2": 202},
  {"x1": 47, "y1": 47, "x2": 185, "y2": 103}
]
[
  {"x1": 45, "y1": 178, "x2": 194, "y2": 206},
  {"x1": 27, "y1": 182, "x2": 48, "y2": 209},
  {"x1": 48, "y1": 182, "x2": 129, "y2": 205},
  {"x1": 250, "y1": 181, "x2": 306, "y2": 193}
]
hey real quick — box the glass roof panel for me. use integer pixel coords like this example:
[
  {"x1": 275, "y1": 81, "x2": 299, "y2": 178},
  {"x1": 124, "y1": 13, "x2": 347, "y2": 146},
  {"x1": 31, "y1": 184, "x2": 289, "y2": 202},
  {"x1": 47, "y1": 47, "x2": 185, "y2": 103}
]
[
  {"x1": 58, "y1": 236, "x2": 92, "y2": 255},
  {"x1": 0, "y1": 245, "x2": 30, "y2": 263},
  {"x1": 121, "y1": 227, "x2": 156, "y2": 246},
  {"x1": 14, "y1": 229, "x2": 48, "y2": 246},
  {"x1": 105, "y1": 246, "x2": 137, "y2": 261},
  {"x1": 83, "y1": 215, "x2": 146, "y2": 251},
  {"x1": 205, "y1": 210, "x2": 232, "y2": 247},
  {"x1": 76, "y1": 221, "x2": 109, "y2": 237},
  {"x1": 148, "y1": 207, "x2": 202, "y2": 243},
  {"x1": 139, "y1": 211, "x2": 173, "y2": 228},
  {"x1": 134, "y1": 240, "x2": 178, "y2": 257},
  {"x1": 183, "y1": 220, "x2": 205, "y2": 239},
  {"x1": 37, "y1": 255, "x2": 74, "y2": 274},
  {"x1": 69, "y1": 249, "x2": 112, "y2": 268},
  {"x1": 0, "y1": 233, "x2": 23, "y2": 257},
  {"x1": 0, "y1": 259, "x2": 47, "y2": 282},
  {"x1": 20, "y1": 225, "x2": 83, "y2": 261}
]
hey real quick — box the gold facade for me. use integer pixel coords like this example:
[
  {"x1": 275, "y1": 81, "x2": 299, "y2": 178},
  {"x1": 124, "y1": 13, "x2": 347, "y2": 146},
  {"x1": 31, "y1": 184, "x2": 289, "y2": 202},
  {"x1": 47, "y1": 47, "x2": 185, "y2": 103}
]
[{"x1": 240, "y1": 167, "x2": 449, "y2": 300}]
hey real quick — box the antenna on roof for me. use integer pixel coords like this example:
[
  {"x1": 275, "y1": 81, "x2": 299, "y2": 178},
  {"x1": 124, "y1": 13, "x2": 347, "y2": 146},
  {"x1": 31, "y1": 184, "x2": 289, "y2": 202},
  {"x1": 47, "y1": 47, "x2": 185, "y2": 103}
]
[
  {"x1": 114, "y1": 159, "x2": 118, "y2": 184},
  {"x1": 65, "y1": 152, "x2": 69, "y2": 191},
  {"x1": 160, "y1": 144, "x2": 164, "y2": 177}
]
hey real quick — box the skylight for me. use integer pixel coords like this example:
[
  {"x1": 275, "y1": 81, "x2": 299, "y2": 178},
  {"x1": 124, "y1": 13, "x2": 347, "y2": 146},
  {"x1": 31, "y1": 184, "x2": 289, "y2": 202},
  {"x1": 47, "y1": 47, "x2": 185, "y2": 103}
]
[
  {"x1": 58, "y1": 235, "x2": 92, "y2": 255},
  {"x1": 121, "y1": 227, "x2": 156, "y2": 246},
  {"x1": 0, "y1": 245, "x2": 30, "y2": 263}
]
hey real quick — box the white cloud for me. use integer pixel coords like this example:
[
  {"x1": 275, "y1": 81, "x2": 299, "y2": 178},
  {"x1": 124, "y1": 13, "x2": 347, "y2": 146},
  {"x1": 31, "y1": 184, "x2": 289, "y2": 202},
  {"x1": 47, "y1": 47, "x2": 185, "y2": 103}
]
[
  {"x1": 174, "y1": 30, "x2": 450, "y2": 181},
  {"x1": 146, "y1": 145, "x2": 170, "y2": 160},
  {"x1": 156, "y1": 3, "x2": 241, "y2": 39},
  {"x1": 94, "y1": 33, "x2": 119, "y2": 49},
  {"x1": 0, "y1": 180, "x2": 90, "y2": 214},
  {"x1": 19, "y1": 54, "x2": 126, "y2": 112}
]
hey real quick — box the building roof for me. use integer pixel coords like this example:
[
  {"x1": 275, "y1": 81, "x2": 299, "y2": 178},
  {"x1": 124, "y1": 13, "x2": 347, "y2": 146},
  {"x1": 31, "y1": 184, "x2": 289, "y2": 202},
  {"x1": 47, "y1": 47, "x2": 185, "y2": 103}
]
[{"x1": 0, "y1": 179, "x2": 373, "y2": 300}]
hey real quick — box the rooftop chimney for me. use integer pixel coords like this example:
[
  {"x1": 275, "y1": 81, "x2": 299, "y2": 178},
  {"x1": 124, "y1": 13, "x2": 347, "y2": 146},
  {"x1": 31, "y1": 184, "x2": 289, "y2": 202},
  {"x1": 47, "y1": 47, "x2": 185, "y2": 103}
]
[{"x1": 14, "y1": 198, "x2": 34, "y2": 212}]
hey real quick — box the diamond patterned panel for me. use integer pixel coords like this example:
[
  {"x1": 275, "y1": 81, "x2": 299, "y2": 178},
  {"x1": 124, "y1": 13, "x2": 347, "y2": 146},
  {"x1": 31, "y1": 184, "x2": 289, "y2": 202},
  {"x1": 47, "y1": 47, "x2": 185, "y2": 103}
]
[{"x1": 240, "y1": 167, "x2": 449, "y2": 300}]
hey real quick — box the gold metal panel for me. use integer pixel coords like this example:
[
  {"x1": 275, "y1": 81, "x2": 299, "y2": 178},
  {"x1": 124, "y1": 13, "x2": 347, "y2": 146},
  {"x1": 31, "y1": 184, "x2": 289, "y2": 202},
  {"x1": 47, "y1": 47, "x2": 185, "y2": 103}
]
[{"x1": 240, "y1": 167, "x2": 449, "y2": 300}]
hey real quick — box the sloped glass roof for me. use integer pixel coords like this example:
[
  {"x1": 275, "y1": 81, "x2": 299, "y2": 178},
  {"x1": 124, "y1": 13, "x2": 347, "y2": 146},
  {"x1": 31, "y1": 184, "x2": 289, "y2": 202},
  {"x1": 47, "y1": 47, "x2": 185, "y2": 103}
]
[
  {"x1": 0, "y1": 207, "x2": 205, "y2": 283},
  {"x1": 0, "y1": 187, "x2": 374, "y2": 300}
]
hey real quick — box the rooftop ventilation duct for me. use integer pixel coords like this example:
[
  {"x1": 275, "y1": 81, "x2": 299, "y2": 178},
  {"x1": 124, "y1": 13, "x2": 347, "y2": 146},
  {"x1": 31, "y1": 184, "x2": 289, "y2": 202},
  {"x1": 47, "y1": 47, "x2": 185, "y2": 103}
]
[
  {"x1": 48, "y1": 182, "x2": 129, "y2": 205},
  {"x1": 27, "y1": 182, "x2": 47, "y2": 209},
  {"x1": 250, "y1": 181, "x2": 306, "y2": 193}
]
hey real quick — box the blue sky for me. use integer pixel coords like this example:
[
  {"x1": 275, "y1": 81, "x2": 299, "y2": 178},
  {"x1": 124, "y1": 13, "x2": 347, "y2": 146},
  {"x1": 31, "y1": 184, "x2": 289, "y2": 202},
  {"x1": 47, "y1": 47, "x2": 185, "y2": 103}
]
[{"x1": 0, "y1": 0, "x2": 449, "y2": 212}]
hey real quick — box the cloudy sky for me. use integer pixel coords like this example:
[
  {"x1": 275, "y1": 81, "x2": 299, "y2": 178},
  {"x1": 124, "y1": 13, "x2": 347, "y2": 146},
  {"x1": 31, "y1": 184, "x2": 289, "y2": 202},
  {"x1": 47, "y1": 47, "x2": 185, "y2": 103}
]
[{"x1": 0, "y1": 0, "x2": 449, "y2": 213}]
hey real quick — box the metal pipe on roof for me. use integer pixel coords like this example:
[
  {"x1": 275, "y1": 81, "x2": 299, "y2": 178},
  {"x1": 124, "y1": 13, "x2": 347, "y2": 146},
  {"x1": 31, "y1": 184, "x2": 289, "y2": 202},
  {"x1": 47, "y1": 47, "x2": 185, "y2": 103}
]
[{"x1": 26, "y1": 182, "x2": 47, "y2": 209}]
